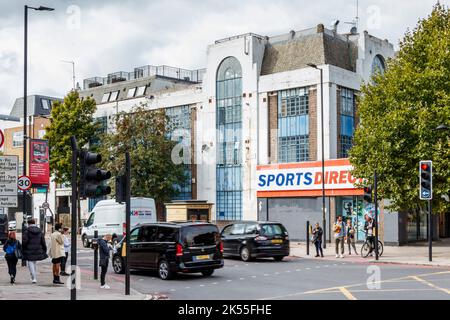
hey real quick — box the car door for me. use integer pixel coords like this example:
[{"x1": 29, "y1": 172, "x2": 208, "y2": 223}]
[
  {"x1": 229, "y1": 224, "x2": 246, "y2": 254},
  {"x1": 220, "y1": 225, "x2": 234, "y2": 255},
  {"x1": 139, "y1": 225, "x2": 158, "y2": 269},
  {"x1": 129, "y1": 227, "x2": 142, "y2": 268},
  {"x1": 84, "y1": 212, "x2": 95, "y2": 238},
  {"x1": 154, "y1": 227, "x2": 177, "y2": 266}
]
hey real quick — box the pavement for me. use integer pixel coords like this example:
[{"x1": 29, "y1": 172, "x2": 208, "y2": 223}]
[{"x1": 290, "y1": 239, "x2": 450, "y2": 267}]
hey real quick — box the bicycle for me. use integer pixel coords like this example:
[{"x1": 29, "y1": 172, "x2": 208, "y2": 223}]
[{"x1": 360, "y1": 232, "x2": 384, "y2": 258}]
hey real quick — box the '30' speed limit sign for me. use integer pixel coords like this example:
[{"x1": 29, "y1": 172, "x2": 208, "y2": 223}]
[{"x1": 18, "y1": 176, "x2": 32, "y2": 191}]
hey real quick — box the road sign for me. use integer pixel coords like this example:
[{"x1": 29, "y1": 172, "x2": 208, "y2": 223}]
[
  {"x1": 18, "y1": 176, "x2": 32, "y2": 191},
  {"x1": 42, "y1": 201, "x2": 50, "y2": 209},
  {"x1": 0, "y1": 156, "x2": 18, "y2": 207},
  {"x1": 0, "y1": 129, "x2": 4, "y2": 148}
]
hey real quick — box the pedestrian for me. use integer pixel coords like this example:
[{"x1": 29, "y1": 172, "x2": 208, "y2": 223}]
[
  {"x1": 22, "y1": 218, "x2": 48, "y2": 284},
  {"x1": 49, "y1": 223, "x2": 65, "y2": 284},
  {"x1": 364, "y1": 214, "x2": 377, "y2": 256},
  {"x1": 334, "y1": 216, "x2": 346, "y2": 258},
  {"x1": 98, "y1": 234, "x2": 113, "y2": 289},
  {"x1": 60, "y1": 227, "x2": 70, "y2": 276},
  {"x1": 3, "y1": 231, "x2": 22, "y2": 284},
  {"x1": 312, "y1": 223, "x2": 324, "y2": 258},
  {"x1": 345, "y1": 219, "x2": 358, "y2": 255}
]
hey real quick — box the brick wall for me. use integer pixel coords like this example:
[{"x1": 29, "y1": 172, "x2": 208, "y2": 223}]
[
  {"x1": 308, "y1": 87, "x2": 318, "y2": 161},
  {"x1": 268, "y1": 92, "x2": 278, "y2": 164}
]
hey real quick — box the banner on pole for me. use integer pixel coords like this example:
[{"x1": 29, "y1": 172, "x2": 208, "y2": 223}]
[{"x1": 29, "y1": 139, "x2": 50, "y2": 188}]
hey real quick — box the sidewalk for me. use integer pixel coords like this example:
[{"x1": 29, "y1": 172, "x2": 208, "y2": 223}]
[{"x1": 290, "y1": 241, "x2": 450, "y2": 268}]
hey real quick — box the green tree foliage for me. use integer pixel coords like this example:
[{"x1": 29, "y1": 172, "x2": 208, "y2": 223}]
[
  {"x1": 350, "y1": 4, "x2": 450, "y2": 214},
  {"x1": 99, "y1": 104, "x2": 187, "y2": 205},
  {"x1": 44, "y1": 91, "x2": 98, "y2": 184}
]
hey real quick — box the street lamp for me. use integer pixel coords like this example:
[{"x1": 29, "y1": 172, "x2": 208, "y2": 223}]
[
  {"x1": 22, "y1": 5, "x2": 55, "y2": 237},
  {"x1": 307, "y1": 63, "x2": 327, "y2": 248}
]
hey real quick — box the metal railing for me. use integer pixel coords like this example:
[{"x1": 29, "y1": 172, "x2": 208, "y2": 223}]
[
  {"x1": 83, "y1": 65, "x2": 206, "y2": 89},
  {"x1": 215, "y1": 32, "x2": 265, "y2": 44}
]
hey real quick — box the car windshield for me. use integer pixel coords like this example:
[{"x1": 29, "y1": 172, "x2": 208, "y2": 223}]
[
  {"x1": 260, "y1": 224, "x2": 286, "y2": 236},
  {"x1": 182, "y1": 225, "x2": 219, "y2": 247}
]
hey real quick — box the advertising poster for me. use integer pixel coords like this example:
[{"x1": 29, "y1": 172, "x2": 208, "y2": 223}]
[{"x1": 29, "y1": 139, "x2": 50, "y2": 188}]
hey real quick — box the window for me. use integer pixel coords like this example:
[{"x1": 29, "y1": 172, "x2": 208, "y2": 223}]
[
  {"x1": 109, "y1": 91, "x2": 119, "y2": 101},
  {"x1": 41, "y1": 99, "x2": 51, "y2": 110},
  {"x1": 38, "y1": 130, "x2": 46, "y2": 139},
  {"x1": 181, "y1": 225, "x2": 219, "y2": 247},
  {"x1": 101, "y1": 93, "x2": 110, "y2": 103},
  {"x1": 278, "y1": 88, "x2": 310, "y2": 163},
  {"x1": 156, "y1": 227, "x2": 177, "y2": 242},
  {"x1": 127, "y1": 87, "x2": 137, "y2": 98},
  {"x1": 140, "y1": 226, "x2": 157, "y2": 242},
  {"x1": 136, "y1": 86, "x2": 146, "y2": 96},
  {"x1": 245, "y1": 224, "x2": 258, "y2": 235},
  {"x1": 230, "y1": 224, "x2": 246, "y2": 235},
  {"x1": 85, "y1": 213, "x2": 95, "y2": 227},
  {"x1": 216, "y1": 57, "x2": 243, "y2": 221},
  {"x1": 13, "y1": 131, "x2": 23, "y2": 147},
  {"x1": 221, "y1": 225, "x2": 233, "y2": 237},
  {"x1": 130, "y1": 228, "x2": 140, "y2": 243},
  {"x1": 260, "y1": 224, "x2": 286, "y2": 236},
  {"x1": 372, "y1": 55, "x2": 386, "y2": 76},
  {"x1": 339, "y1": 88, "x2": 355, "y2": 158}
]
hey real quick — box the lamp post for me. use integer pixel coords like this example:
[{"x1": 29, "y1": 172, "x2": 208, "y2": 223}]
[
  {"x1": 307, "y1": 63, "x2": 327, "y2": 248},
  {"x1": 23, "y1": 5, "x2": 55, "y2": 237}
]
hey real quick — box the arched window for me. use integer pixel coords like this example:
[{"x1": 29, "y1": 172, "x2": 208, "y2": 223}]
[
  {"x1": 371, "y1": 55, "x2": 386, "y2": 75},
  {"x1": 216, "y1": 57, "x2": 243, "y2": 221}
]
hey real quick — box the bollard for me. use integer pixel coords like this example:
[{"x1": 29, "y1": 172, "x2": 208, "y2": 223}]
[
  {"x1": 306, "y1": 221, "x2": 310, "y2": 256},
  {"x1": 93, "y1": 230, "x2": 98, "y2": 280}
]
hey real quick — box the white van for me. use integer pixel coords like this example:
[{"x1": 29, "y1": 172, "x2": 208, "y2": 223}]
[{"x1": 81, "y1": 197, "x2": 156, "y2": 248}]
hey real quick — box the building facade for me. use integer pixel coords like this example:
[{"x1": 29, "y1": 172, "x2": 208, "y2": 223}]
[{"x1": 79, "y1": 24, "x2": 437, "y2": 244}]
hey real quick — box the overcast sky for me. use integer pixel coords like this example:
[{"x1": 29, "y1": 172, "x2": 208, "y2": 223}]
[{"x1": 0, "y1": 0, "x2": 446, "y2": 114}]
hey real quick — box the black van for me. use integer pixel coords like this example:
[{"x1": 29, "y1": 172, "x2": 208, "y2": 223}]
[
  {"x1": 112, "y1": 222, "x2": 224, "y2": 280},
  {"x1": 0, "y1": 214, "x2": 9, "y2": 244},
  {"x1": 221, "y1": 221, "x2": 290, "y2": 262}
]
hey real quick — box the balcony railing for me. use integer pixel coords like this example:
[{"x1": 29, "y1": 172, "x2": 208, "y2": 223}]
[{"x1": 83, "y1": 65, "x2": 206, "y2": 90}]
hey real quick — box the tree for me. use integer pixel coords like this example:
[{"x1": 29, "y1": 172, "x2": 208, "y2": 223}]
[
  {"x1": 44, "y1": 91, "x2": 98, "y2": 225},
  {"x1": 350, "y1": 4, "x2": 450, "y2": 215},
  {"x1": 99, "y1": 104, "x2": 188, "y2": 213}
]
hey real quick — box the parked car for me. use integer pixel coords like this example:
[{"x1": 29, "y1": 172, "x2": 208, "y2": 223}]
[
  {"x1": 220, "y1": 221, "x2": 290, "y2": 262},
  {"x1": 112, "y1": 222, "x2": 224, "y2": 280},
  {"x1": 8, "y1": 220, "x2": 16, "y2": 231},
  {"x1": 0, "y1": 214, "x2": 8, "y2": 244},
  {"x1": 81, "y1": 197, "x2": 156, "y2": 248}
]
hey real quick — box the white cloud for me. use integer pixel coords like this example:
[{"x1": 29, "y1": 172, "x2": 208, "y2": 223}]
[{"x1": 0, "y1": 0, "x2": 446, "y2": 114}]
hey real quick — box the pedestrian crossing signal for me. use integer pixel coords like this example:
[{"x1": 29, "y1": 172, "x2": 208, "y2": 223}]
[
  {"x1": 364, "y1": 186, "x2": 373, "y2": 203},
  {"x1": 419, "y1": 161, "x2": 432, "y2": 200}
]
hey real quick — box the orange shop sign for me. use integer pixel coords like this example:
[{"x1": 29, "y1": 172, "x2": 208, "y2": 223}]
[{"x1": 256, "y1": 159, "x2": 364, "y2": 198}]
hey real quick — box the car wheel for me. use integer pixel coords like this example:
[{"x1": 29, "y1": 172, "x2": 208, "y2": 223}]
[
  {"x1": 240, "y1": 246, "x2": 252, "y2": 262},
  {"x1": 82, "y1": 235, "x2": 90, "y2": 248},
  {"x1": 201, "y1": 269, "x2": 215, "y2": 277},
  {"x1": 112, "y1": 256, "x2": 124, "y2": 274},
  {"x1": 273, "y1": 256, "x2": 284, "y2": 262},
  {"x1": 158, "y1": 260, "x2": 174, "y2": 280}
]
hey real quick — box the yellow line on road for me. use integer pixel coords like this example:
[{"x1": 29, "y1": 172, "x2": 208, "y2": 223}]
[
  {"x1": 339, "y1": 287, "x2": 357, "y2": 300},
  {"x1": 410, "y1": 276, "x2": 450, "y2": 295}
]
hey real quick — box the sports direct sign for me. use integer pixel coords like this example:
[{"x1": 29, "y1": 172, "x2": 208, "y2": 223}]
[{"x1": 257, "y1": 159, "x2": 364, "y2": 198}]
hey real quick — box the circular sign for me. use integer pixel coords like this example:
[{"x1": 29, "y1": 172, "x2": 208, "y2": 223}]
[
  {"x1": 0, "y1": 129, "x2": 4, "y2": 149},
  {"x1": 42, "y1": 201, "x2": 50, "y2": 209},
  {"x1": 18, "y1": 176, "x2": 32, "y2": 191}
]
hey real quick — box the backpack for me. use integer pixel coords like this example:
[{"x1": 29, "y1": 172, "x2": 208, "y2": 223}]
[{"x1": 5, "y1": 242, "x2": 16, "y2": 255}]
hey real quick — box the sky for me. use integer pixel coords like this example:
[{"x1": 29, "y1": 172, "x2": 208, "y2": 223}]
[{"x1": 0, "y1": 0, "x2": 447, "y2": 114}]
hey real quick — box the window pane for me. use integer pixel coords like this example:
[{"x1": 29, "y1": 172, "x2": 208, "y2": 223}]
[
  {"x1": 136, "y1": 86, "x2": 146, "y2": 96},
  {"x1": 109, "y1": 91, "x2": 119, "y2": 101},
  {"x1": 127, "y1": 87, "x2": 137, "y2": 98},
  {"x1": 101, "y1": 93, "x2": 110, "y2": 103},
  {"x1": 41, "y1": 99, "x2": 50, "y2": 110}
]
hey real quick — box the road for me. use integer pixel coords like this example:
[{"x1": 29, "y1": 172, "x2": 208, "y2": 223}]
[{"x1": 73, "y1": 249, "x2": 450, "y2": 300}]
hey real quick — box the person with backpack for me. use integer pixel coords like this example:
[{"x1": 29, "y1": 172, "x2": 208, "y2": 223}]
[
  {"x1": 22, "y1": 218, "x2": 47, "y2": 284},
  {"x1": 334, "y1": 216, "x2": 346, "y2": 258},
  {"x1": 49, "y1": 223, "x2": 65, "y2": 284},
  {"x1": 3, "y1": 231, "x2": 22, "y2": 284}
]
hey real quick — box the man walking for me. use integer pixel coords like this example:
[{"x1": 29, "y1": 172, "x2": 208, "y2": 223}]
[
  {"x1": 98, "y1": 234, "x2": 113, "y2": 289},
  {"x1": 312, "y1": 223, "x2": 324, "y2": 258},
  {"x1": 22, "y1": 218, "x2": 47, "y2": 283},
  {"x1": 334, "y1": 216, "x2": 346, "y2": 258},
  {"x1": 49, "y1": 223, "x2": 65, "y2": 284}
]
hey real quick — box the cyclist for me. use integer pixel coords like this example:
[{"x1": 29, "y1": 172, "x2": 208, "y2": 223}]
[{"x1": 363, "y1": 214, "x2": 377, "y2": 256}]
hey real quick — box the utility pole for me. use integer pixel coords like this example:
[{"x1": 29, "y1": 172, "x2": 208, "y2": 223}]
[
  {"x1": 70, "y1": 136, "x2": 78, "y2": 300},
  {"x1": 125, "y1": 152, "x2": 131, "y2": 295}
]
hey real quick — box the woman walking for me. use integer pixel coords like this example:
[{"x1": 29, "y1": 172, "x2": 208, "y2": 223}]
[
  {"x1": 345, "y1": 219, "x2": 358, "y2": 255},
  {"x1": 3, "y1": 232, "x2": 22, "y2": 284}
]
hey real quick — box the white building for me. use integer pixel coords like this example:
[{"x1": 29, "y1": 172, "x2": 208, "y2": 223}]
[{"x1": 79, "y1": 24, "x2": 409, "y2": 243}]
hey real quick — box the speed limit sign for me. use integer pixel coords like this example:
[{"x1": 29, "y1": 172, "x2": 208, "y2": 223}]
[{"x1": 18, "y1": 176, "x2": 32, "y2": 191}]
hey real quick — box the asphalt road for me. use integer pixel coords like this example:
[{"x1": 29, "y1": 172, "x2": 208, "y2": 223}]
[{"x1": 73, "y1": 250, "x2": 450, "y2": 300}]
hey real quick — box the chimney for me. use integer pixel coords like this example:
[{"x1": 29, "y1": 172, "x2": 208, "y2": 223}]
[{"x1": 317, "y1": 24, "x2": 325, "y2": 33}]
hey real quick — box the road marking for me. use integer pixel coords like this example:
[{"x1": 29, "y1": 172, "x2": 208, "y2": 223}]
[
  {"x1": 227, "y1": 280, "x2": 232, "y2": 282},
  {"x1": 200, "y1": 285, "x2": 205, "y2": 287},
  {"x1": 185, "y1": 287, "x2": 191, "y2": 289},
  {"x1": 410, "y1": 276, "x2": 450, "y2": 295},
  {"x1": 239, "y1": 278, "x2": 245, "y2": 280},
  {"x1": 296, "y1": 269, "x2": 301, "y2": 272},
  {"x1": 306, "y1": 268, "x2": 311, "y2": 270},
  {"x1": 252, "y1": 276, "x2": 257, "y2": 278},
  {"x1": 264, "y1": 274, "x2": 269, "y2": 276},
  {"x1": 316, "y1": 266, "x2": 320, "y2": 269},
  {"x1": 285, "y1": 270, "x2": 291, "y2": 273},
  {"x1": 275, "y1": 272, "x2": 280, "y2": 275},
  {"x1": 170, "y1": 289, "x2": 176, "y2": 292},
  {"x1": 339, "y1": 287, "x2": 357, "y2": 300}
]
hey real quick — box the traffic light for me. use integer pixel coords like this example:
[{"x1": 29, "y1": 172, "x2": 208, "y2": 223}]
[
  {"x1": 364, "y1": 185, "x2": 373, "y2": 203},
  {"x1": 419, "y1": 161, "x2": 433, "y2": 200},
  {"x1": 79, "y1": 151, "x2": 111, "y2": 199},
  {"x1": 115, "y1": 175, "x2": 126, "y2": 204}
]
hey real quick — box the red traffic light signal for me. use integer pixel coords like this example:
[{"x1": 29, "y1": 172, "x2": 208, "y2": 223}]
[{"x1": 421, "y1": 163, "x2": 429, "y2": 171}]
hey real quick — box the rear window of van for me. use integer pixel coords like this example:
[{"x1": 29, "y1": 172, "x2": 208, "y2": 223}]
[{"x1": 181, "y1": 225, "x2": 220, "y2": 247}]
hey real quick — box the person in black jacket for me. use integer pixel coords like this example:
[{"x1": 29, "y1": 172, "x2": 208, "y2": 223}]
[
  {"x1": 364, "y1": 214, "x2": 377, "y2": 256},
  {"x1": 3, "y1": 231, "x2": 22, "y2": 284},
  {"x1": 98, "y1": 234, "x2": 112, "y2": 289},
  {"x1": 22, "y1": 218, "x2": 47, "y2": 284},
  {"x1": 312, "y1": 223, "x2": 324, "y2": 258}
]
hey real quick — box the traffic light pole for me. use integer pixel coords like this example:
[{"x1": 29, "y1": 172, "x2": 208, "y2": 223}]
[
  {"x1": 374, "y1": 170, "x2": 379, "y2": 261},
  {"x1": 125, "y1": 152, "x2": 131, "y2": 295},
  {"x1": 70, "y1": 136, "x2": 78, "y2": 301},
  {"x1": 428, "y1": 200, "x2": 432, "y2": 262}
]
